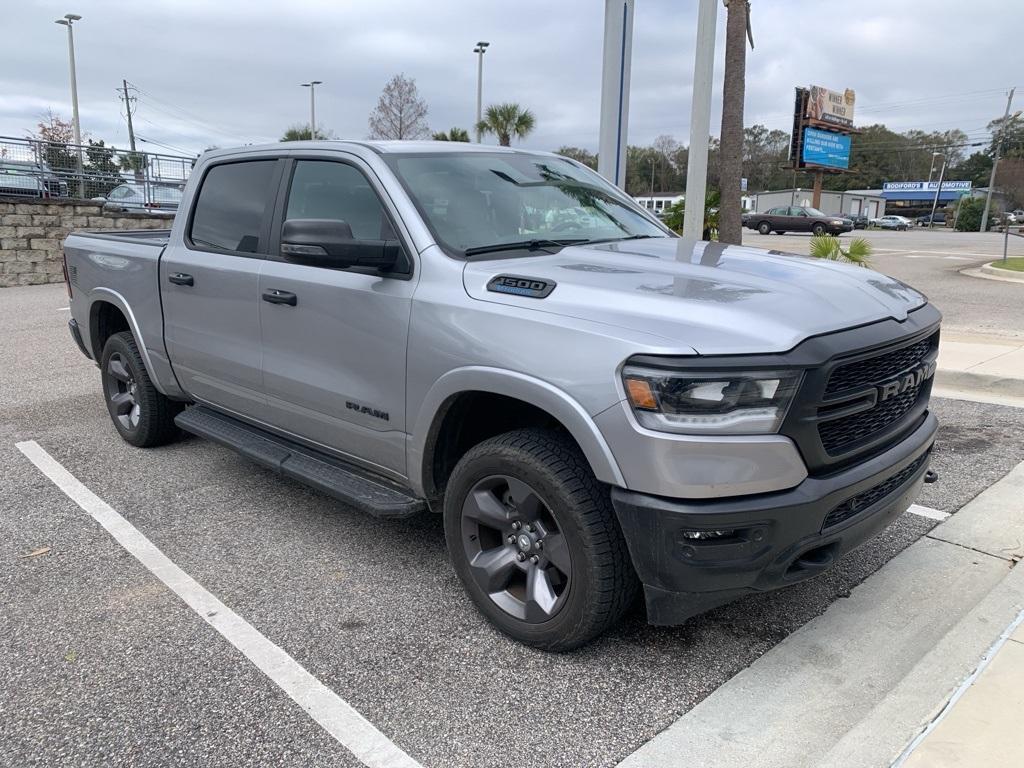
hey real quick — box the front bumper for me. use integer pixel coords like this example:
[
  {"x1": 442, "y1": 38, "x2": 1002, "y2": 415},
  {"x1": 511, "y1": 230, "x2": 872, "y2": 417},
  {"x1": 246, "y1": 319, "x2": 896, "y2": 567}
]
[{"x1": 611, "y1": 411, "x2": 937, "y2": 625}]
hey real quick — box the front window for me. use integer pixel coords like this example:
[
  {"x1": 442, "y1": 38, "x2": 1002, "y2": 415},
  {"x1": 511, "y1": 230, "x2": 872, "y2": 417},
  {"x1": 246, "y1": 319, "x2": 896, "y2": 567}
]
[
  {"x1": 801, "y1": 207, "x2": 828, "y2": 217},
  {"x1": 384, "y1": 152, "x2": 669, "y2": 257}
]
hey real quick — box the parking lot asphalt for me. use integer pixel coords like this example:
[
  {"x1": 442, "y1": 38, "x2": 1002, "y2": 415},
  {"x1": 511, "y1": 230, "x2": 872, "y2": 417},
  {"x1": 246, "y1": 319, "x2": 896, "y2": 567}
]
[
  {"x1": 3, "y1": 282, "x2": 1024, "y2": 767},
  {"x1": 742, "y1": 229, "x2": 1024, "y2": 340}
]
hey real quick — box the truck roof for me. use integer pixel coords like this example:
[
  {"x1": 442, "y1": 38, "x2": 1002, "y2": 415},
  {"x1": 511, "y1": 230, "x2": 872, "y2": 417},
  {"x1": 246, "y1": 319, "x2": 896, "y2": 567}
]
[{"x1": 200, "y1": 140, "x2": 557, "y2": 159}]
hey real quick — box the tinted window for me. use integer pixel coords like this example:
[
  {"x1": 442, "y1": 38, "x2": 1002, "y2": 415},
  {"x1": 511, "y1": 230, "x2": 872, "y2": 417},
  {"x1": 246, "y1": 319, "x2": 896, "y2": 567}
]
[
  {"x1": 190, "y1": 160, "x2": 276, "y2": 253},
  {"x1": 767, "y1": 207, "x2": 784, "y2": 215},
  {"x1": 285, "y1": 161, "x2": 392, "y2": 240}
]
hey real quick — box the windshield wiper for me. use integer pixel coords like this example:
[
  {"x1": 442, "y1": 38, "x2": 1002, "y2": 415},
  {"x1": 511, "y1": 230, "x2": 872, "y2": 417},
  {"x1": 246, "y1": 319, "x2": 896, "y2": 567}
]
[
  {"x1": 586, "y1": 234, "x2": 664, "y2": 245},
  {"x1": 463, "y1": 238, "x2": 589, "y2": 258}
]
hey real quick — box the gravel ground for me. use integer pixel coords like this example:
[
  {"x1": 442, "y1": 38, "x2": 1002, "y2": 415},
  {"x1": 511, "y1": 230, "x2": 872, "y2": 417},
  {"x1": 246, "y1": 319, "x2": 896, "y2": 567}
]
[{"x1": 2, "y1": 283, "x2": 1022, "y2": 768}]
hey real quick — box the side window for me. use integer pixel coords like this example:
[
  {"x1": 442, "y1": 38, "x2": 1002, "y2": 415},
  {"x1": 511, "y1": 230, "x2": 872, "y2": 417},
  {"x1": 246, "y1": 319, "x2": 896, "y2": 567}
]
[
  {"x1": 285, "y1": 161, "x2": 394, "y2": 241},
  {"x1": 767, "y1": 207, "x2": 782, "y2": 215},
  {"x1": 790, "y1": 207, "x2": 805, "y2": 216},
  {"x1": 189, "y1": 160, "x2": 277, "y2": 253}
]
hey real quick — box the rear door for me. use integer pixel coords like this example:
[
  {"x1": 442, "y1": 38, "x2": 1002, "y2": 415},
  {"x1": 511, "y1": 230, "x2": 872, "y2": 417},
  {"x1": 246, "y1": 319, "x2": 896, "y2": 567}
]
[
  {"x1": 789, "y1": 206, "x2": 812, "y2": 232},
  {"x1": 161, "y1": 157, "x2": 283, "y2": 419},
  {"x1": 257, "y1": 156, "x2": 416, "y2": 477}
]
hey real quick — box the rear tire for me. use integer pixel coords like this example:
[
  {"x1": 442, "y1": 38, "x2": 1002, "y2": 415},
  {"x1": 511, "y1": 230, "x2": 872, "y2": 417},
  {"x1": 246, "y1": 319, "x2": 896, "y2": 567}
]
[
  {"x1": 100, "y1": 331, "x2": 183, "y2": 447},
  {"x1": 443, "y1": 428, "x2": 638, "y2": 652}
]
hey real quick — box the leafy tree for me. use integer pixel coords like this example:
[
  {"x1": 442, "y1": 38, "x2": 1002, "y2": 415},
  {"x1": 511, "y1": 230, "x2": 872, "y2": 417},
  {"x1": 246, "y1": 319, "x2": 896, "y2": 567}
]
[
  {"x1": 83, "y1": 139, "x2": 122, "y2": 197},
  {"x1": 954, "y1": 197, "x2": 989, "y2": 231},
  {"x1": 989, "y1": 116, "x2": 1024, "y2": 161},
  {"x1": 555, "y1": 146, "x2": 597, "y2": 169},
  {"x1": 32, "y1": 110, "x2": 76, "y2": 174},
  {"x1": 432, "y1": 127, "x2": 470, "y2": 142},
  {"x1": 995, "y1": 157, "x2": 1024, "y2": 209},
  {"x1": 280, "y1": 124, "x2": 332, "y2": 141},
  {"x1": 367, "y1": 74, "x2": 430, "y2": 140},
  {"x1": 663, "y1": 189, "x2": 720, "y2": 239},
  {"x1": 476, "y1": 103, "x2": 535, "y2": 147},
  {"x1": 952, "y1": 152, "x2": 993, "y2": 188}
]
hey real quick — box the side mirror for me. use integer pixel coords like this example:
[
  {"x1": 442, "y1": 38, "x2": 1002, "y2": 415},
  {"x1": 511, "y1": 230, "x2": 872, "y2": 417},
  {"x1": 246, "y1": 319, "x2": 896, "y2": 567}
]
[{"x1": 280, "y1": 218, "x2": 402, "y2": 271}]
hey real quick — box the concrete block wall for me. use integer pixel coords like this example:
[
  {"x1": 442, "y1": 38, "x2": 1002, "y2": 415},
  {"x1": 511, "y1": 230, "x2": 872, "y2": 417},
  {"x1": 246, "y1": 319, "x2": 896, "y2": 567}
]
[{"x1": 0, "y1": 197, "x2": 174, "y2": 288}]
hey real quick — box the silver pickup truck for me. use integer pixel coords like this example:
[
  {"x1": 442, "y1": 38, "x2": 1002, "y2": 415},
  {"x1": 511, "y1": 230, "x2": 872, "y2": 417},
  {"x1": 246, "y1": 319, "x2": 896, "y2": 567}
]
[{"x1": 63, "y1": 141, "x2": 940, "y2": 651}]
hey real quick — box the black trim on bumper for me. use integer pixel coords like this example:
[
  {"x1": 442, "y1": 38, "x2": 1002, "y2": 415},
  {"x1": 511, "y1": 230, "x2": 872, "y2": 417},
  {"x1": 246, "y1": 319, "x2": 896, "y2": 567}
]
[
  {"x1": 611, "y1": 412, "x2": 937, "y2": 626},
  {"x1": 68, "y1": 318, "x2": 92, "y2": 360}
]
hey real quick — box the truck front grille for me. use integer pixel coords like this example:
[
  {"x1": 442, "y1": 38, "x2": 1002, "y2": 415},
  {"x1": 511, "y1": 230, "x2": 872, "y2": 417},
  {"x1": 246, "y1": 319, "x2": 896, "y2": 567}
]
[
  {"x1": 824, "y1": 338, "x2": 931, "y2": 396},
  {"x1": 818, "y1": 386, "x2": 920, "y2": 455},
  {"x1": 822, "y1": 450, "x2": 930, "y2": 530}
]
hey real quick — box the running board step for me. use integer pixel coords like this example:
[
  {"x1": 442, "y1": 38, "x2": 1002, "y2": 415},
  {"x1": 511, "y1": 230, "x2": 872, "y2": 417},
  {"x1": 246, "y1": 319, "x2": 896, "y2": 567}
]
[{"x1": 175, "y1": 406, "x2": 426, "y2": 519}]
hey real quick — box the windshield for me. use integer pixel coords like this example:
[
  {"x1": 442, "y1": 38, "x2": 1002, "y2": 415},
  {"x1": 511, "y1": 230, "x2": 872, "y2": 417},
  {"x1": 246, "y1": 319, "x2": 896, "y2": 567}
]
[{"x1": 384, "y1": 152, "x2": 669, "y2": 257}]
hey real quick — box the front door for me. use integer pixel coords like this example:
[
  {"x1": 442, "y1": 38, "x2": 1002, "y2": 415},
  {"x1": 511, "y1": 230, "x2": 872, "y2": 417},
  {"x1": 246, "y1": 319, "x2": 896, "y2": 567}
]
[
  {"x1": 258, "y1": 157, "x2": 415, "y2": 478},
  {"x1": 161, "y1": 158, "x2": 282, "y2": 419}
]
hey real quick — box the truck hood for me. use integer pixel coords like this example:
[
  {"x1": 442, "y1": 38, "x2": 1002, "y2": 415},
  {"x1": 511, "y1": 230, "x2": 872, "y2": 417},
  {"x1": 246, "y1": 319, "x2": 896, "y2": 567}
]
[{"x1": 462, "y1": 237, "x2": 927, "y2": 355}]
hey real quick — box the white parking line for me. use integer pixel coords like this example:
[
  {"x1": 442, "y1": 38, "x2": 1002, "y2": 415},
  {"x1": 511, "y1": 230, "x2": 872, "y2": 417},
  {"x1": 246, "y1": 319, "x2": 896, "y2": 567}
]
[
  {"x1": 56, "y1": 306, "x2": 70, "y2": 311},
  {"x1": 907, "y1": 503, "x2": 950, "y2": 521},
  {"x1": 15, "y1": 440, "x2": 422, "y2": 768}
]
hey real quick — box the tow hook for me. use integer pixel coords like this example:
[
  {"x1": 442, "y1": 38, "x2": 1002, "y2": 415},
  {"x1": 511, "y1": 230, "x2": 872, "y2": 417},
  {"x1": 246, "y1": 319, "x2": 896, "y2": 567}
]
[{"x1": 924, "y1": 470, "x2": 938, "y2": 484}]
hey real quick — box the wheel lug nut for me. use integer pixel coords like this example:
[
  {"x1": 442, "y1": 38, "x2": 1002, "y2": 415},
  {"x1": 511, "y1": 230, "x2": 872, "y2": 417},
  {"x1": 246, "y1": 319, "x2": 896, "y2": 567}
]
[
  {"x1": 530, "y1": 555, "x2": 539, "y2": 564},
  {"x1": 511, "y1": 521, "x2": 522, "y2": 531},
  {"x1": 516, "y1": 552, "x2": 527, "y2": 562},
  {"x1": 525, "y1": 524, "x2": 535, "y2": 532},
  {"x1": 535, "y1": 540, "x2": 543, "y2": 550},
  {"x1": 507, "y1": 535, "x2": 516, "y2": 544}
]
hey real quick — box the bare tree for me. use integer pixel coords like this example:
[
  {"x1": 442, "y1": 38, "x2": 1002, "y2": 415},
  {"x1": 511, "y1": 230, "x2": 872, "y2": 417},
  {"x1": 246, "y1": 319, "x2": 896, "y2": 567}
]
[
  {"x1": 367, "y1": 74, "x2": 430, "y2": 140},
  {"x1": 718, "y1": 0, "x2": 751, "y2": 245}
]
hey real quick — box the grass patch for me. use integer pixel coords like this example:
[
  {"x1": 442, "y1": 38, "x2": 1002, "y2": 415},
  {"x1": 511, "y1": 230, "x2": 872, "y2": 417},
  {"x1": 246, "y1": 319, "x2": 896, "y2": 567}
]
[{"x1": 989, "y1": 257, "x2": 1024, "y2": 272}]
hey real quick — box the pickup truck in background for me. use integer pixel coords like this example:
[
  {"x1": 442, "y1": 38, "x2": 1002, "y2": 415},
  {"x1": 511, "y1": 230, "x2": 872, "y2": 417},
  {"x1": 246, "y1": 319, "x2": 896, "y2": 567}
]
[{"x1": 63, "y1": 142, "x2": 940, "y2": 651}]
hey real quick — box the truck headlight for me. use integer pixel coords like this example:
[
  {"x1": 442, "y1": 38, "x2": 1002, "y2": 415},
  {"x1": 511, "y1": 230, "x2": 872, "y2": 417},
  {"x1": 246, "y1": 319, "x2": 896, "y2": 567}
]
[{"x1": 622, "y1": 367, "x2": 802, "y2": 435}]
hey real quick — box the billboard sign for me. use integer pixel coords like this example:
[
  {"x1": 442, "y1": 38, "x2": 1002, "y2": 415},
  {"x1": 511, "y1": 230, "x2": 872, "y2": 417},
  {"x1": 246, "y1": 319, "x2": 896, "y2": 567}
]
[
  {"x1": 807, "y1": 85, "x2": 856, "y2": 128},
  {"x1": 801, "y1": 127, "x2": 851, "y2": 169},
  {"x1": 882, "y1": 180, "x2": 972, "y2": 192}
]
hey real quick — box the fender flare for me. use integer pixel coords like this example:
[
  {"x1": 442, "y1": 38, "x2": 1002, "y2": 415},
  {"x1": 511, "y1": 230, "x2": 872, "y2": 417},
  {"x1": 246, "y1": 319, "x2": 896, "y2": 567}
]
[
  {"x1": 408, "y1": 366, "x2": 625, "y2": 497},
  {"x1": 87, "y1": 288, "x2": 178, "y2": 397}
]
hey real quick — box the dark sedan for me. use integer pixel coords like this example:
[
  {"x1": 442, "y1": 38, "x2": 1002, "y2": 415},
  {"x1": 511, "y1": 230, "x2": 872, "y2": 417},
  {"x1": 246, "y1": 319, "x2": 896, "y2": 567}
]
[{"x1": 744, "y1": 206, "x2": 853, "y2": 236}]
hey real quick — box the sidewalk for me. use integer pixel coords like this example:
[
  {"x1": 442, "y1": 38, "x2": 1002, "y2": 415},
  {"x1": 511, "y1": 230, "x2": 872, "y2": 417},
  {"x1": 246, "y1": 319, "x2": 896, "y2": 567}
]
[
  {"x1": 897, "y1": 611, "x2": 1024, "y2": 767},
  {"x1": 935, "y1": 332, "x2": 1024, "y2": 405}
]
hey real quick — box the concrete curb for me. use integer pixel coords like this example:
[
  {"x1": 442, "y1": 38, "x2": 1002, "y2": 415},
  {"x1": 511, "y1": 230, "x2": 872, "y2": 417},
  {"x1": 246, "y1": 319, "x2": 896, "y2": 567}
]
[
  {"x1": 980, "y1": 262, "x2": 1024, "y2": 283},
  {"x1": 961, "y1": 265, "x2": 1024, "y2": 285},
  {"x1": 935, "y1": 368, "x2": 1024, "y2": 400},
  {"x1": 616, "y1": 462, "x2": 1024, "y2": 768}
]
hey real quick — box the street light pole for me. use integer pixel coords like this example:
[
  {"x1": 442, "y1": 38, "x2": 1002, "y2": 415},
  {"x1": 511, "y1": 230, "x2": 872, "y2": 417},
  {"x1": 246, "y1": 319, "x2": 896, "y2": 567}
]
[
  {"x1": 927, "y1": 151, "x2": 941, "y2": 183},
  {"x1": 473, "y1": 42, "x2": 489, "y2": 143},
  {"x1": 55, "y1": 13, "x2": 83, "y2": 197},
  {"x1": 981, "y1": 87, "x2": 1015, "y2": 232},
  {"x1": 928, "y1": 153, "x2": 946, "y2": 230},
  {"x1": 300, "y1": 81, "x2": 322, "y2": 139}
]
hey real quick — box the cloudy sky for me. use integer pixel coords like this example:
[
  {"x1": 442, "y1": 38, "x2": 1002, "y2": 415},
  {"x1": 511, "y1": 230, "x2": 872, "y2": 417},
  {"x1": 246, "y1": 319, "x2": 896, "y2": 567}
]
[{"x1": 2, "y1": 0, "x2": 1018, "y2": 157}]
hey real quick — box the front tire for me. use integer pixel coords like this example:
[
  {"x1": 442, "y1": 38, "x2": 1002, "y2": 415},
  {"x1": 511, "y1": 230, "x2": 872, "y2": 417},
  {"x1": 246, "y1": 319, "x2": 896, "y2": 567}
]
[
  {"x1": 443, "y1": 429, "x2": 638, "y2": 651},
  {"x1": 100, "y1": 331, "x2": 183, "y2": 447}
]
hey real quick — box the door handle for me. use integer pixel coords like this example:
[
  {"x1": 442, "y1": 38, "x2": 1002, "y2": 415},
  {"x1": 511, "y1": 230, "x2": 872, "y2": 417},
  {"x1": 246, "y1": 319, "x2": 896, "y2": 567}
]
[
  {"x1": 262, "y1": 289, "x2": 297, "y2": 306},
  {"x1": 168, "y1": 272, "x2": 194, "y2": 286}
]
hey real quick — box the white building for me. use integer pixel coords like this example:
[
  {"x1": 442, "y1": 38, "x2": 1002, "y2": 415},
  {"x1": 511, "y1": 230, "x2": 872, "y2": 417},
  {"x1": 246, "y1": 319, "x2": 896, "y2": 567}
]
[
  {"x1": 748, "y1": 188, "x2": 886, "y2": 219},
  {"x1": 634, "y1": 193, "x2": 684, "y2": 215}
]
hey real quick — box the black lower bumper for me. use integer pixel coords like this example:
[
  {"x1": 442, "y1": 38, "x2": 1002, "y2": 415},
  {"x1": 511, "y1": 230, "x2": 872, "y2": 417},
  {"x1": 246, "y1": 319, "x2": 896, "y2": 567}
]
[
  {"x1": 68, "y1": 318, "x2": 92, "y2": 360},
  {"x1": 611, "y1": 412, "x2": 937, "y2": 625}
]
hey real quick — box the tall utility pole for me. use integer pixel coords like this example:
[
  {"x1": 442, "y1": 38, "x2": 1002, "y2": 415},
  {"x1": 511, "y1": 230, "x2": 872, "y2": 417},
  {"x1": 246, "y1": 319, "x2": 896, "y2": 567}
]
[
  {"x1": 718, "y1": 0, "x2": 751, "y2": 245},
  {"x1": 683, "y1": 0, "x2": 718, "y2": 239},
  {"x1": 981, "y1": 87, "x2": 1015, "y2": 232},
  {"x1": 120, "y1": 79, "x2": 137, "y2": 152},
  {"x1": 473, "y1": 42, "x2": 490, "y2": 143},
  {"x1": 300, "y1": 81, "x2": 322, "y2": 139},
  {"x1": 928, "y1": 153, "x2": 946, "y2": 229},
  {"x1": 55, "y1": 13, "x2": 83, "y2": 197},
  {"x1": 597, "y1": 0, "x2": 634, "y2": 188}
]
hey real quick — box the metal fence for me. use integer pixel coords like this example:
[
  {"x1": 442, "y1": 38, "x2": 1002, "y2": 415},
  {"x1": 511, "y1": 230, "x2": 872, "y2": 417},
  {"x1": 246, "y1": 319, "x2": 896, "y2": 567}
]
[{"x1": 0, "y1": 135, "x2": 195, "y2": 206}]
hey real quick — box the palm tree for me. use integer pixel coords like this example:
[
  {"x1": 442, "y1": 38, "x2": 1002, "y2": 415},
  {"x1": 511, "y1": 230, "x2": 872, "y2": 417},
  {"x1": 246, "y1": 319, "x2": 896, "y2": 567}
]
[
  {"x1": 476, "y1": 103, "x2": 536, "y2": 147},
  {"x1": 432, "y1": 127, "x2": 471, "y2": 142},
  {"x1": 809, "y1": 235, "x2": 872, "y2": 267},
  {"x1": 718, "y1": 0, "x2": 752, "y2": 245}
]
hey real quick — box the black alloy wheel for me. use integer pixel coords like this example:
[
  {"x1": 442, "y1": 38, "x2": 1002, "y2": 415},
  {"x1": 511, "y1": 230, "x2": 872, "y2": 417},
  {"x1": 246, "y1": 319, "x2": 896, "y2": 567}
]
[{"x1": 460, "y1": 474, "x2": 572, "y2": 623}]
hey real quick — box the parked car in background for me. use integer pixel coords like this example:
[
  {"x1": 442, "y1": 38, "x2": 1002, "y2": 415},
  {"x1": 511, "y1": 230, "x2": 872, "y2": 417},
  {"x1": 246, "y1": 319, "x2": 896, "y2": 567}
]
[
  {"x1": 915, "y1": 212, "x2": 946, "y2": 226},
  {"x1": 95, "y1": 183, "x2": 183, "y2": 214},
  {"x1": 874, "y1": 215, "x2": 912, "y2": 231},
  {"x1": 0, "y1": 159, "x2": 67, "y2": 198},
  {"x1": 744, "y1": 206, "x2": 853, "y2": 236},
  {"x1": 845, "y1": 213, "x2": 869, "y2": 229}
]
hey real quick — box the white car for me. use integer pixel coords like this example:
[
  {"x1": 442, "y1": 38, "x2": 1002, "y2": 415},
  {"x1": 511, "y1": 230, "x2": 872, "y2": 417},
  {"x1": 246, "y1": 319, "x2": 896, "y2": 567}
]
[{"x1": 874, "y1": 215, "x2": 912, "y2": 231}]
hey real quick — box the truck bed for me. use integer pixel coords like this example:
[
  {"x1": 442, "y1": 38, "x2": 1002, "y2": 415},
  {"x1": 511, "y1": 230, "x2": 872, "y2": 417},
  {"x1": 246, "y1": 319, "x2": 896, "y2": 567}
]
[{"x1": 69, "y1": 229, "x2": 172, "y2": 248}]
